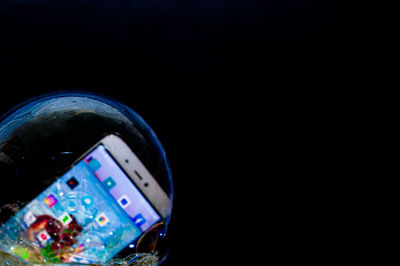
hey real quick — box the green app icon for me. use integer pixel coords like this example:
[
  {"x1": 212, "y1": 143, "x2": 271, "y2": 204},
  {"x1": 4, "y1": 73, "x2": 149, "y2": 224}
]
[
  {"x1": 103, "y1": 177, "x2": 116, "y2": 190},
  {"x1": 88, "y1": 158, "x2": 101, "y2": 172}
]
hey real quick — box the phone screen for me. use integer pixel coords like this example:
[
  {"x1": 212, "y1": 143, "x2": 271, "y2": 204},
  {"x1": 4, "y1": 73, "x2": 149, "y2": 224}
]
[{"x1": 0, "y1": 144, "x2": 161, "y2": 263}]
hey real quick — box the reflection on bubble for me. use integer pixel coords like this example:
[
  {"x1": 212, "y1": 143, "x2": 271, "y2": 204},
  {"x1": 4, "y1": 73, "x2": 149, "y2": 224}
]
[{"x1": 0, "y1": 92, "x2": 173, "y2": 265}]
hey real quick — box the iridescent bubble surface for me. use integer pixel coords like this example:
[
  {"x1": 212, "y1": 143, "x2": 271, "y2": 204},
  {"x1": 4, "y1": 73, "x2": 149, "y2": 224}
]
[{"x1": 0, "y1": 92, "x2": 173, "y2": 265}]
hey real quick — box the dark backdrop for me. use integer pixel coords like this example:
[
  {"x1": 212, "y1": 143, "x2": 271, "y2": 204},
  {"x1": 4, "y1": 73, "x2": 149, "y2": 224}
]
[{"x1": 0, "y1": 0, "x2": 362, "y2": 264}]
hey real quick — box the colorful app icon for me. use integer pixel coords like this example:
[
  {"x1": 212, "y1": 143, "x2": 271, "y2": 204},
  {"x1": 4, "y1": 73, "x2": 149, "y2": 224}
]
[
  {"x1": 59, "y1": 212, "x2": 73, "y2": 226},
  {"x1": 88, "y1": 158, "x2": 101, "y2": 172},
  {"x1": 117, "y1": 195, "x2": 131, "y2": 209},
  {"x1": 95, "y1": 213, "x2": 109, "y2": 227},
  {"x1": 103, "y1": 177, "x2": 116, "y2": 190},
  {"x1": 66, "y1": 177, "x2": 79, "y2": 189},
  {"x1": 132, "y1": 213, "x2": 146, "y2": 228},
  {"x1": 81, "y1": 195, "x2": 94, "y2": 208},
  {"x1": 35, "y1": 230, "x2": 51, "y2": 246},
  {"x1": 23, "y1": 212, "x2": 36, "y2": 227},
  {"x1": 44, "y1": 195, "x2": 58, "y2": 208}
]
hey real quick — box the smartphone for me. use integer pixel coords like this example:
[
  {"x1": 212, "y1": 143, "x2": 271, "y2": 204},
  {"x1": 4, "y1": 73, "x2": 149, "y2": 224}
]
[{"x1": 0, "y1": 134, "x2": 171, "y2": 263}]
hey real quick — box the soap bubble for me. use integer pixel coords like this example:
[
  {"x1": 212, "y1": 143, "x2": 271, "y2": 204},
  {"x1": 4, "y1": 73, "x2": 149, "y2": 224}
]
[{"x1": 0, "y1": 92, "x2": 173, "y2": 265}]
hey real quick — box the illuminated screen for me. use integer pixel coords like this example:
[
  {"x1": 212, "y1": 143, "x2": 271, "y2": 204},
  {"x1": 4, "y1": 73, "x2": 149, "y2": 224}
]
[{"x1": 0, "y1": 144, "x2": 161, "y2": 263}]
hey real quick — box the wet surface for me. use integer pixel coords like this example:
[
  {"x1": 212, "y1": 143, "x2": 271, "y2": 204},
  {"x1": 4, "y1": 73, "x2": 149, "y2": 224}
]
[{"x1": 0, "y1": 94, "x2": 173, "y2": 265}]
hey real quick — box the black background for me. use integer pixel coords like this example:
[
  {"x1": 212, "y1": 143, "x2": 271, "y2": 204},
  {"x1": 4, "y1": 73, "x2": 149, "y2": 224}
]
[{"x1": 0, "y1": 0, "x2": 362, "y2": 264}]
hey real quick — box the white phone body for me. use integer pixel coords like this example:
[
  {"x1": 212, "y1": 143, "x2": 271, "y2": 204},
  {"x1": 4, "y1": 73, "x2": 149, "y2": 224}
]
[{"x1": 87, "y1": 134, "x2": 172, "y2": 219}]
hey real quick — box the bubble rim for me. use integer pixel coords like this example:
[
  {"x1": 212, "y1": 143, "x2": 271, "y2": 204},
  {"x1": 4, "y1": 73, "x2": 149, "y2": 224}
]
[{"x1": 0, "y1": 90, "x2": 174, "y2": 263}]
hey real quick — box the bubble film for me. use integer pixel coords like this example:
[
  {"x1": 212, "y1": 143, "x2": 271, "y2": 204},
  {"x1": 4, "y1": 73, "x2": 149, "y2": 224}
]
[{"x1": 0, "y1": 92, "x2": 173, "y2": 265}]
